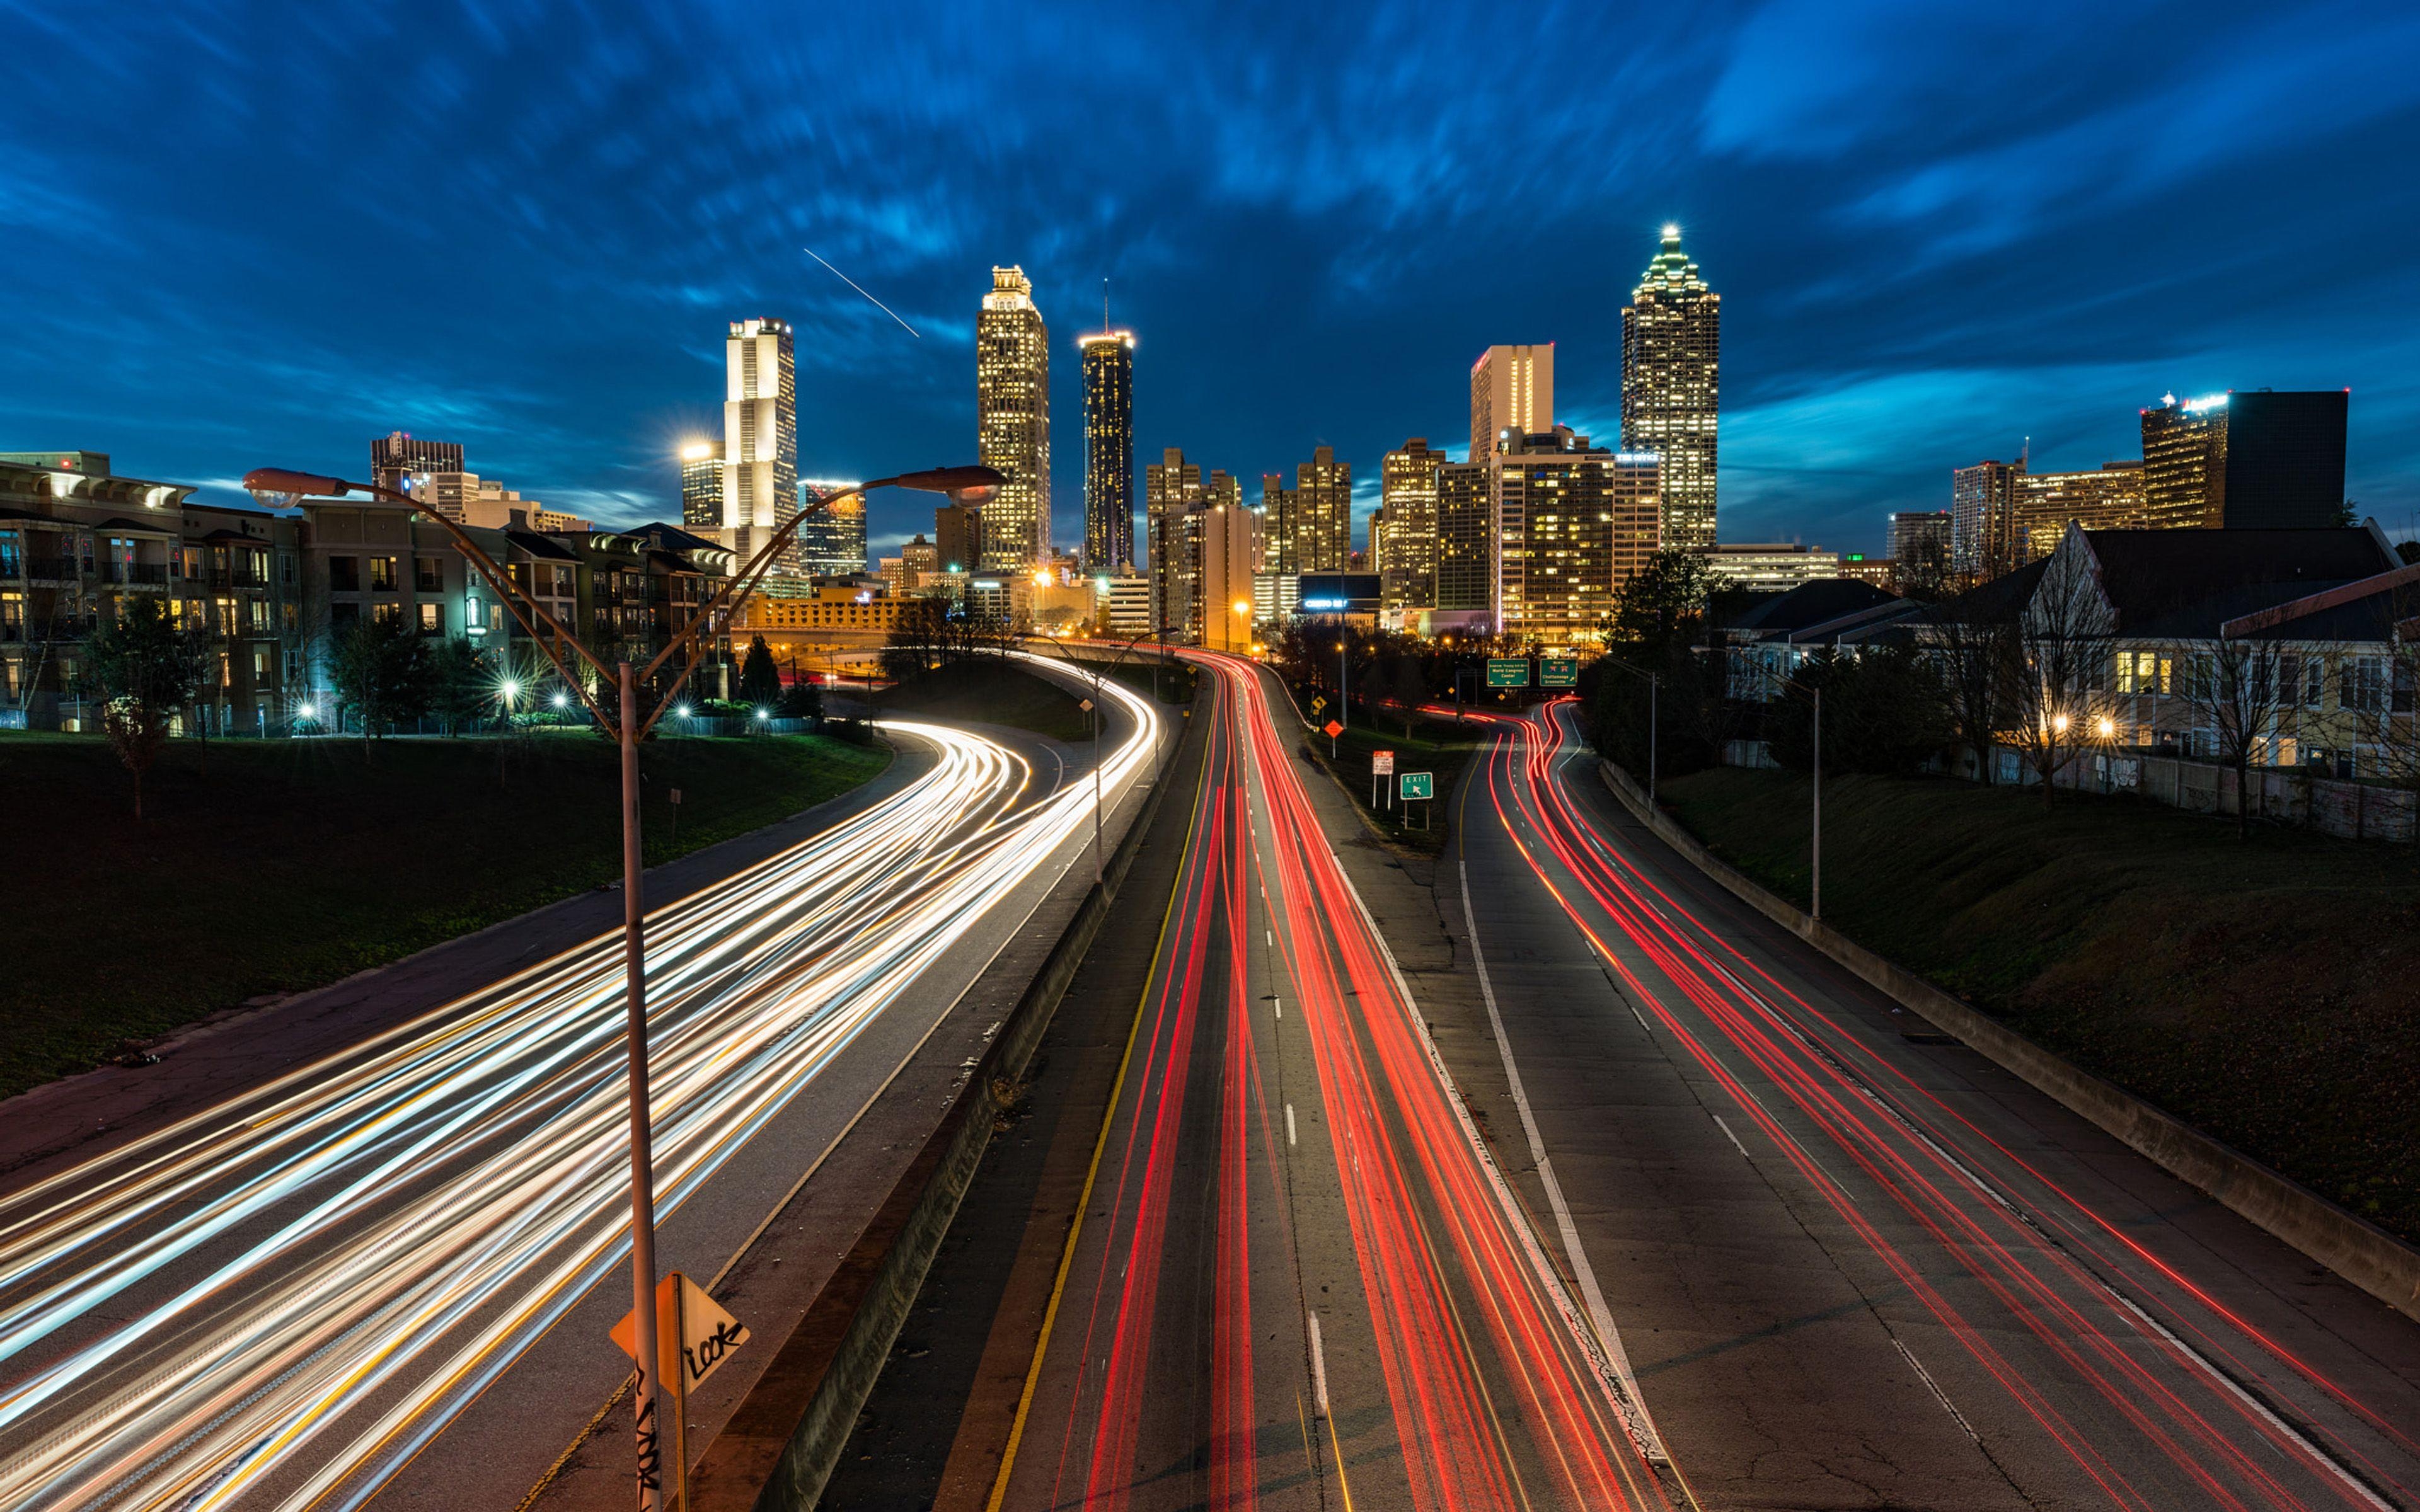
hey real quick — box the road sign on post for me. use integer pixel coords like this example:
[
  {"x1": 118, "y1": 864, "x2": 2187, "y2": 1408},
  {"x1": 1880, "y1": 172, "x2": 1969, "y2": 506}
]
[
  {"x1": 1539, "y1": 657, "x2": 1579, "y2": 687},
  {"x1": 1485, "y1": 658, "x2": 1530, "y2": 689},
  {"x1": 614, "y1": 1272, "x2": 748, "y2": 1512},
  {"x1": 1323, "y1": 718, "x2": 1344, "y2": 757},
  {"x1": 1372, "y1": 750, "x2": 1395, "y2": 808},
  {"x1": 1400, "y1": 770, "x2": 1434, "y2": 830}
]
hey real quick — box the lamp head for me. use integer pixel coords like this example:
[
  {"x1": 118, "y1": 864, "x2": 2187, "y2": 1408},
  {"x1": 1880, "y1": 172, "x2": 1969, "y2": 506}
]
[{"x1": 243, "y1": 467, "x2": 351, "y2": 498}]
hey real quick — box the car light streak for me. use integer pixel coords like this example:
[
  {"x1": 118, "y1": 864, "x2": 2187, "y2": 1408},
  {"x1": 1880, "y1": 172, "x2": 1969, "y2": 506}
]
[
  {"x1": 0, "y1": 663, "x2": 1160, "y2": 1512},
  {"x1": 1475, "y1": 697, "x2": 2414, "y2": 1511}
]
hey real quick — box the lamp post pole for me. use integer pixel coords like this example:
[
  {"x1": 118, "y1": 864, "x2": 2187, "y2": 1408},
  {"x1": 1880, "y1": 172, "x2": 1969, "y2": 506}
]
[
  {"x1": 1599, "y1": 658, "x2": 1662, "y2": 810},
  {"x1": 245, "y1": 462, "x2": 996, "y2": 1511},
  {"x1": 1765, "y1": 665, "x2": 1823, "y2": 923}
]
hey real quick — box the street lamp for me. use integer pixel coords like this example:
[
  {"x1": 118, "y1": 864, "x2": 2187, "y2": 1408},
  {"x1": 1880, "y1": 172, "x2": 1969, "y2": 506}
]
[{"x1": 242, "y1": 459, "x2": 998, "y2": 1511}]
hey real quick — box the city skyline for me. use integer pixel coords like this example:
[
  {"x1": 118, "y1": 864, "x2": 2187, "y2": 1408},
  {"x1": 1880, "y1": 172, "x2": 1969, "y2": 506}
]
[{"x1": 6, "y1": 3, "x2": 2419, "y2": 561}]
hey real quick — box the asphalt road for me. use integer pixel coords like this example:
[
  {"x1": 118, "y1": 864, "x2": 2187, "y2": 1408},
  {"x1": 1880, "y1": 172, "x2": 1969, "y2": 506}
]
[
  {"x1": 986, "y1": 655, "x2": 1679, "y2": 1511},
  {"x1": 1443, "y1": 697, "x2": 2420, "y2": 1510},
  {"x1": 0, "y1": 658, "x2": 1163, "y2": 1512}
]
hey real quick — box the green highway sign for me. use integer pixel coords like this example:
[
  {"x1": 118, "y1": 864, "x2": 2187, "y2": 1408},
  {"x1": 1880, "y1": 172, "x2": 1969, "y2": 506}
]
[
  {"x1": 1398, "y1": 772, "x2": 1434, "y2": 801},
  {"x1": 1539, "y1": 657, "x2": 1579, "y2": 688},
  {"x1": 1485, "y1": 658, "x2": 1530, "y2": 689}
]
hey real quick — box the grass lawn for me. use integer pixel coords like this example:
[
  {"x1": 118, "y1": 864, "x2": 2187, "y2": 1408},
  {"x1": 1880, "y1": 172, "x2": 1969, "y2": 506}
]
[
  {"x1": 0, "y1": 728, "x2": 889, "y2": 1099},
  {"x1": 1661, "y1": 765, "x2": 2420, "y2": 1242},
  {"x1": 877, "y1": 656, "x2": 1093, "y2": 742},
  {"x1": 1298, "y1": 699, "x2": 1484, "y2": 854}
]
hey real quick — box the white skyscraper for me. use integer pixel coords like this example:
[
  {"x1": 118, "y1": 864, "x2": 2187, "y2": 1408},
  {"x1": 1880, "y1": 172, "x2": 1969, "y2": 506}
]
[
  {"x1": 718, "y1": 318, "x2": 800, "y2": 571},
  {"x1": 977, "y1": 266, "x2": 1051, "y2": 571}
]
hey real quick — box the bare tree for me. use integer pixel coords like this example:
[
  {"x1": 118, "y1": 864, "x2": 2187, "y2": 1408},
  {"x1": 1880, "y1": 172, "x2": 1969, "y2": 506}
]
[
  {"x1": 1927, "y1": 607, "x2": 2018, "y2": 786},
  {"x1": 2005, "y1": 537, "x2": 2119, "y2": 808},
  {"x1": 2169, "y1": 634, "x2": 2296, "y2": 835}
]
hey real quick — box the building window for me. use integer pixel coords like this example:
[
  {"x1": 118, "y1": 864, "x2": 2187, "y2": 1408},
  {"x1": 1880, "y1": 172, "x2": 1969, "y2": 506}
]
[
  {"x1": 249, "y1": 598, "x2": 268, "y2": 633},
  {"x1": 281, "y1": 552, "x2": 296, "y2": 585},
  {"x1": 418, "y1": 602, "x2": 442, "y2": 635},
  {"x1": 331, "y1": 602, "x2": 359, "y2": 627},
  {"x1": 371, "y1": 601, "x2": 402, "y2": 627},
  {"x1": 416, "y1": 556, "x2": 442, "y2": 592},
  {"x1": 369, "y1": 556, "x2": 398, "y2": 592},
  {"x1": 0, "y1": 532, "x2": 18, "y2": 578},
  {"x1": 330, "y1": 555, "x2": 359, "y2": 592}
]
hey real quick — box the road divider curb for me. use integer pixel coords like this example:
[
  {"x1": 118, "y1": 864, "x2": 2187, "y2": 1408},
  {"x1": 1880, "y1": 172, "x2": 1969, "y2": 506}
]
[
  {"x1": 694, "y1": 720, "x2": 1194, "y2": 1512},
  {"x1": 1596, "y1": 757, "x2": 2420, "y2": 1326}
]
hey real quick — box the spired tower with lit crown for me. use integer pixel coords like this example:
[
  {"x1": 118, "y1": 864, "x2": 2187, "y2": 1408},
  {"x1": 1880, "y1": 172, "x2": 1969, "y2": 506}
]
[
  {"x1": 1622, "y1": 226, "x2": 1720, "y2": 552},
  {"x1": 1080, "y1": 328, "x2": 1135, "y2": 570},
  {"x1": 977, "y1": 266, "x2": 1051, "y2": 571}
]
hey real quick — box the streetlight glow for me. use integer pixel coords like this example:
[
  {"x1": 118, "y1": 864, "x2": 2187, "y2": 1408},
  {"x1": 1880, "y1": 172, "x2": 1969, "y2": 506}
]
[
  {"x1": 552, "y1": 690, "x2": 569, "y2": 708},
  {"x1": 2053, "y1": 713, "x2": 2071, "y2": 734},
  {"x1": 501, "y1": 679, "x2": 521, "y2": 701},
  {"x1": 297, "y1": 702, "x2": 316, "y2": 720},
  {"x1": 1232, "y1": 599, "x2": 1251, "y2": 616}
]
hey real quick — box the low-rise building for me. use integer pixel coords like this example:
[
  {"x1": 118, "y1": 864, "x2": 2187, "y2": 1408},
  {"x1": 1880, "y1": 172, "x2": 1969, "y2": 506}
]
[{"x1": 1696, "y1": 542, "x2": 1843, "y2": 593}]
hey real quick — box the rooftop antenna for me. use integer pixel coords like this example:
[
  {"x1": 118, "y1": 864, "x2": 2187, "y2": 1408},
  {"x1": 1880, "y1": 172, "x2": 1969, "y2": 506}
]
[{"x1": 1103, "y1": 277, "x2": 1110, "y2": 332}]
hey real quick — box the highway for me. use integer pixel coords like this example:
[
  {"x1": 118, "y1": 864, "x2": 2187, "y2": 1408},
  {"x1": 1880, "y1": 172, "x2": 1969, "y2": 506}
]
[
  {"x1": 0, "y1": 660, "x2": 1161, "y2": 1512},
  {"x1": 990, "y1": 655, "x2": 1681, "y2": 1512},
  {"x1": 1450, "y1": 696, "x2": 2420, "y2": 1510}
]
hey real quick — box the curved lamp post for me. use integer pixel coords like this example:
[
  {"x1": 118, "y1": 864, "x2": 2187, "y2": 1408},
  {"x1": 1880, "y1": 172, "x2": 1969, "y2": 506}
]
[{"x1": 243, "y1": 461, "x2": 997, "y2": 1511}]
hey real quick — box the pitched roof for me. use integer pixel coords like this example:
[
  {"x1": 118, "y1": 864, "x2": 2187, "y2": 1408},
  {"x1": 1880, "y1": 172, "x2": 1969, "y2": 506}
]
[
  {"x1": 2085, "y1": 527, "x2": 2394, "y2": 635},
  {"x1": 1729, "y1": 578, "x2": 1899, "y2": 636}
]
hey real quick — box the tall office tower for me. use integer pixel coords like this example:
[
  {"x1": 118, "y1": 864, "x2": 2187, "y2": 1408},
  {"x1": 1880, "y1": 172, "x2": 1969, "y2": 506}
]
[
  {"x1": 794, "y1": 483, "x2": 868, "y2": 576},
  {"x1": 1950, "y1": 458, "x2": 2025, "y2": 578},
  {"x1": 371, "y1": 433, "x2": 465, "y2": 496},
  {"x1": 1493, "y1": 427, "x2": 1660, "y2": 646},
  {"x1": 1146, "y1": 447, "x2": 1204, "y2": 641},
  {"x1": 1261, "y1": 445, "x2": 1351, "y2": 575},
  {"x1": 977, "y1": 266, "x2": 1051, "y2": 570},
  {"x1": 679, "y1": 442, "x2": 723, "y2": 532},
  {"x1": 1469, "y1": 346, "x2": 1553, "y2": 462},
  {"x1": 1622, "y1": 226, "x2": 1720, "y2": 551},
  {"x1": 935, "y1": 501, "x2": 987, "y2": 574},
  {"x1": 717, "y1": 318, "x2": 800, "y2": 570},
  {"x1": 2014, "y1": 461, "x2": 2146, "y2": 559},
  {"x1": 1200, "y1": 489, "x2": 1262, "y2": 653},
  {"x1": 1378, "y1": 438, "x2": 1444, "y2": 608},
  {"x1": 1886, "y1": 510, "x2": 1953, "y2": 590},
  {"x1": 1436, "y1": 462, "x2": 1495, "y2": 618},
  {"x1": 2141, "y1": 391, "x2": 2349, "y2": 530},
  {"x1": 1079, "y1": 329, "x2": 1136, "y2": 570}
]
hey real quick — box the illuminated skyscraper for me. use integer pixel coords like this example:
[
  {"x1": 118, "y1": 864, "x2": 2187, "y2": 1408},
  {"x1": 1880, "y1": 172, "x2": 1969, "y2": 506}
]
[
  {"x1": 1261, "y1": 445, "x2": 1351, "y2": 575},
  {"x1": 1470, "y1": 346, "x2": 1553, "y2": 462},
  {"x1": 1950, "y1": 458, "x2": 2024, "y2": 579},
  {"x1": 1080, "y1": 329, "x2": 1136, "y2": 570},
  {"x1": 1378, "y1": 438, "x2": 1444, "y2": 609},
  {"x1": 2140, "y1": 391, "x2": 2347, "y2": 530},
  {"x1": 1622, "y1": 226, "x2": 1719, "y2": 551},
  {"x1": 371, "y1": 433, "x2": 463, "y2": 495},
  {"x1": 1200, "y1": 489, "x2": 1260, "y2": 653},
  {"x1": 1145, "y1": 447, "x2": 1203, "y2": 641},
  {"x1": 1436, "y1": 462, "x2": 1494, "y2": 617},
  {"x1": 977, "y1": 266, "x2": 1051, "y2": 571},
  {"x1": 794, "y1": 483, "x2": 867, "y2": 576},
  {"x1": 1494, "y1": 427, "x2": 1660, "y2": 646},
  {"x1": 679, "y1": 441, "x2": 722, "y2": 532},
  {"x1": 2015, "y1": 461, "x2": 2147, "y2": 559},
  {"x1": 718, "y1": 318, "x2": 800, "y2": 571}
]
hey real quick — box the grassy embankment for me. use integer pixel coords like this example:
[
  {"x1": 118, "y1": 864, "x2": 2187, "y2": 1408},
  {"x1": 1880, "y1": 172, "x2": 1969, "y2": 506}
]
[
  {"x1": 1293, "y1": 691, "x2": 1486, "y2": 855},
  {"x1": 875, "y1": 658, "x2": 1094, "y2": 742},
  {"x1": 1660, "y1": 766, "x2": 2420, "y2": 1242},
  {"x1": 0, "y1": 729, "x2": 889, "y2": 1099}
]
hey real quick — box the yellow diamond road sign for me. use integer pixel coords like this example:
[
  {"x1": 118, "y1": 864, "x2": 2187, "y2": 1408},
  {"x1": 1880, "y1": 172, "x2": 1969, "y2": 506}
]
[{"x1": 613, "y1": 1271, "x2": 750, "y2": 1389}]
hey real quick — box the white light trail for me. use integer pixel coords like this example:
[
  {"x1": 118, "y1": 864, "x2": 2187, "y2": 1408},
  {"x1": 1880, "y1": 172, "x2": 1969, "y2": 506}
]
[{"x1": 0, "y1": 667, "x2": 1158, "y2": 1511}]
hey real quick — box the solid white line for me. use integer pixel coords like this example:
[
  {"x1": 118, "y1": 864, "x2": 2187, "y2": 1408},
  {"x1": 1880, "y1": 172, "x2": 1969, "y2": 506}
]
[
  {"x1": 1308, "y1": 1313, "x2": 1330, "y2": 1419},
  {"x1": 1891, "y1": 1334, "x2": 1982, "y2": 1445},
  {"x1": 1286, "y1": 1103, "x2": 1298, "y2": 1147},
  {"x1": 1456, "y1": 855, "x2": 1669, "y2": 1465}
]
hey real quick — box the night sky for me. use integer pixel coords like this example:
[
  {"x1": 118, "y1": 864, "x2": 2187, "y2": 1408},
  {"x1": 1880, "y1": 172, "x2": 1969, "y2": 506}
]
[{"x1": 6, "y1": 1, "x2": 2419, "y2": 558}]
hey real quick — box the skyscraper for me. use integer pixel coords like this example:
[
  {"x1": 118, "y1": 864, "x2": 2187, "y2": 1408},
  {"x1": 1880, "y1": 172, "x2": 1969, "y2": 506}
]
[
  {"x1": 1950, "y1": 458, "x2": 2024, "y2": 579},
  {"x1": 679, "y1": 442, "x2": 722, "y2": 533},
  {"x1": 794, "y1": 484, "x2": 867, "y2": 577},
  {"x1": 2014, "y1": 461, "x2": 2146, "y2": 559},
  {"x1": 1493, "y1": 427, "x2": 1660, "y2": 646},
  {"x1": 717, "y1": 318, "x2": 800, "y2": 571},
  {"x1": 1080, "y1": 329, "x2": 1136, "y2": 570},
  {"x1": 1886, "y1": 510, "x2": 1952, "y2": 592},
  {"x1": 1436, "y1": 462, "x2": 1495, "y2": 617},
  {"x1": 977, "y1": 266, "x2": 1051, "y2": 571},
  {"x1": 1470, "y1": 346, "x2": 1554, "y2": 462},
  {"x1": 1378, "y1": 438, "x2": 1444, "y2": 609},
  {"x1": 1261, "y1": 445, "x2": 1351, "y2": 576},
  {"x1": 371, "y1": 433, "x2": 464, "y2": 496},
  {"x1": 2141, "y1": 390, "x2": 2349, "y2": 530},
  {"x1": 1145, "y1": 447, "x2": 1203, "y2": 642},
  {"x1": 1200, "y1": 491, "x2": 1260, "y2": 654},
  {"x1": 1622, "y1": 226, "x2": 1720, "y2": 551}
]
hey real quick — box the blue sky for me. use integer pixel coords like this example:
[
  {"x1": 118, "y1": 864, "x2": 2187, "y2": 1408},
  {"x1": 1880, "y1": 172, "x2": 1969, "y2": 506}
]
[{"x1": 5, "y1": 0, "x2": 2418, "y2": 557}]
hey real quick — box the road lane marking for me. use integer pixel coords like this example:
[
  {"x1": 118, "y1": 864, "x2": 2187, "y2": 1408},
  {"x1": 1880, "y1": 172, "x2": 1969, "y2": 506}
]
[
  {"x1": 1307, "y1": 1312, "x2": 1330, "y2": 1419},
  {"x1": 1891, "y1": 1334, "x2": 1983, "y2": 1444},
  {"x1": 1286, "y1": 1103, "x2": 1298, "y2": 1147},
  {"x1": 1456, "y1": 854, "x2": 1671, "y2": 1467},
  {"x1": 1710, "y1": 1114, "x2": 1751, "y2": 1160}
]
